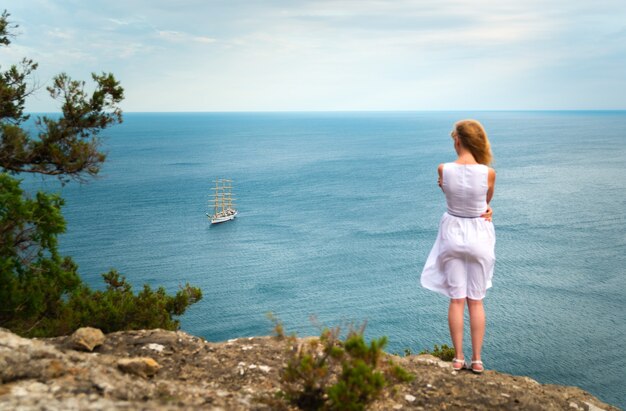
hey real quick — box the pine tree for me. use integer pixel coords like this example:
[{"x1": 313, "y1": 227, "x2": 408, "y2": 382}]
[{"x1": 0, "y1": 10, "x2": 201, "y2": 337}]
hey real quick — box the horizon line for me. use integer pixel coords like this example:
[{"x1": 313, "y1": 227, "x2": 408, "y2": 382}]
[{"x1": 25, "y1": 109, "x2": 626, "y2": 114}]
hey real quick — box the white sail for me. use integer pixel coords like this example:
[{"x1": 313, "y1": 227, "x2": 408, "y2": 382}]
[{"x1": 208, "y1": 178, "x2": 238, "y2": 224}]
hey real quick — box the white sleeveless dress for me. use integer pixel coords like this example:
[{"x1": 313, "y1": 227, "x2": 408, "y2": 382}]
[{"x1": 420, "y1": 163, "x2": 495, "y2": 300}]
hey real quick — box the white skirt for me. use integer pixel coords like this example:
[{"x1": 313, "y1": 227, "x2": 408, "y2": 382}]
[{"x1": 421, "y1": 212, "x2": 496, "y2": 300}]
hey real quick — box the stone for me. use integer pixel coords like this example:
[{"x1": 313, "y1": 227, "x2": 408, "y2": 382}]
[
  {"x1": 0, "y1": 328, "x2": 620, "y2": 411},
  {"x1": 141, "y1": 343, "x2": 165, "y2": 353},
  {"x1": 135, "y1": 331, "x2": 178, "y2": 346},
  {"x1": 521, "y1": 376, "x2": 540, "y2": 385},
  {"x1": 10, "y1": 386, "x2": 29, "y2": 397},
  {"x1": 414, "y1": 354, "x2": 450, "y2": 368},
  {"x1": 0, "y1": 330, "x2": 66, "y2": 384},
  {"x1": 69, "y1": 327, "x2": 105, "y2": 352},
  {"x1": 117, "y1": 357, "x2": 160, "y2": 378},
  {"x1": 585, "y1": 402, "x2": 607, "y2": 411}
]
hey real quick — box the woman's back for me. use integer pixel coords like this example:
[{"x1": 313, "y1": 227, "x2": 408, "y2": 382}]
[
  {"x1": 421, "y1": 119, "x2": 495, "y2": 374},
  {"x1": 441, "y1": 163, "x2": 489, "y2": 218}
]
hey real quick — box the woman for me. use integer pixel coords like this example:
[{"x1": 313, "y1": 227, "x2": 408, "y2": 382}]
[{"x1": 420, "y1": 119, "x2": 496, "y2": 374}]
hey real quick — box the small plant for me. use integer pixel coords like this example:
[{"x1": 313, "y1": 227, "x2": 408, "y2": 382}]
[
  {"x1": 277, "y1": 321, "x2": 414, "y2": 410},
  {"x1": 325, "y1": 331, "x2": 387, "y2": 410},
  {"x1": 388, "y1": 361, "x2": 415, "y2": 382},
  {"x1": 420, "y1": 344, "x2": 455, "y2": 361},
  {"x1": 279, "y1": 326, "x2": 341, "y2": 410},
  {"x1": 266, "y1": 312, "x2": 286, "y2": 339}
]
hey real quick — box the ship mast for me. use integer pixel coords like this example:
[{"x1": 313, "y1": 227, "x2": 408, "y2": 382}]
[
  {"x1": 222, "y1": 179, "x2": 233, "y2": 212},
  {"x1": 212, "y1": 178, "x2": 220, "y2": 216},
  {"x1": 208, "y1": 177, "x2": 237, "y2": 223},
  {"x1": 220, "y1": 179, "x2": 226, "y2": 213}
]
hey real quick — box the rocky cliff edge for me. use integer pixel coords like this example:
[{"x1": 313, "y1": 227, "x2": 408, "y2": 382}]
[{"x1": 0, "y1": 328, "x2": 619, "y2": 410}]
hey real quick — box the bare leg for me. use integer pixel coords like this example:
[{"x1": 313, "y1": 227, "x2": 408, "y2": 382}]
[
  {"x1": 467, "y1": 297, "x2": 485, "y2": 371},
  {"x1": 448, "y1": 298, "x2": 466, "y2": 361}
]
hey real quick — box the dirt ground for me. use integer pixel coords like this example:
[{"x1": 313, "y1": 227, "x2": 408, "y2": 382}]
[{"x1": 0, "y1": 328, "x2": 619, "y2": 410}]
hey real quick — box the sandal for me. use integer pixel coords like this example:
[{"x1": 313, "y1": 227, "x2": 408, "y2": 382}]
[
  {"x1": 471, "y1": 360, "x2": 484, "y2": 374},
  {"x1": 452, "y1": 358, "x2": 467, "y2": 371}
]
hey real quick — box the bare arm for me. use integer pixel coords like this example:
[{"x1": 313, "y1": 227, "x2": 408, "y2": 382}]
[
  {"x1": 481, "y1": 167, "x2": 496, "y2": 221},
  {"x1": 437, "y1": 163, "x2": 444, "y2": 192},
  {"x1": 486, "y1": 167, "x2": 496, "y2": 204}
]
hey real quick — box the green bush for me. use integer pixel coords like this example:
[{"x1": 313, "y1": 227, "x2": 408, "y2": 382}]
[
  {"x1": 267, "y1": 311, "x2": 287, "y2": 339},
  {"x1": 420, "y1": 344, "x2": 456, "y2": 361},
  {"x1": 325, "y1": 332, "x2": 387, "y2": 411},
  {"x1": 66, "y1": 271, "x2": 202, "y2": 334},
  {"x1": 0, "y1": 174, "x2": 203, "y2": 337},
  {"x1": 0, "y1": 11, "x2": 202, "y2": 338},
  {"x1": 277, "y1": 323, "x2": 414, "y2": 410}
]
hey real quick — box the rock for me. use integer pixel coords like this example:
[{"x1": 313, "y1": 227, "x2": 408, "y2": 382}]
[
  {"x1": 0, "y1": 329, "x2": 67, "y2": 384},
  {"x1": 69, "y1": 327, "x2": 105, "y2": 352},
  {"x1": 0, "y1": 328, "x2": 620, "y2": 410},
  {"x1": 135, "y1": 330, "x2": 178, "y2": 347},
  {"x1": 142, "y1": 343, "x2": 165, "y2": 353},
  {"x1": 117, "y1": 357, "x2": 160, "y2": 378},
  {"x1": 10, "y1": 386, "x2": 29, "y2": 397},
  {"x1": 585, "y1": 402, "x2": 607, "y2": 411},
  {"x1": 522, "y1": 376, "x2": 540, "y2": 385},
  {"x1": 414, "y1": 354, "x2": 450, "y2": 368}
]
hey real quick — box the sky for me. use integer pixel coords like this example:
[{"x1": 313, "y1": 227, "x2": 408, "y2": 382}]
[{"x1": 2, "y1": 0, "x2": 626, "y2": 111}]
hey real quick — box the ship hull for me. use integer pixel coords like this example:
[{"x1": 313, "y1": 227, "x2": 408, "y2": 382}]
[{"x1": 210, "y1": 211, "x2": 238, "y2": 224}]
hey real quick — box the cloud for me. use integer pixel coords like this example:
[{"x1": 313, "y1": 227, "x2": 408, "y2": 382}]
[
  {"x1": 157, "y1": 30, "x2": 217, "y2": 45},
  {"x1": 107, "y1": 18, "x2": 133, "y2": 26},
  {"x1": 8, "y1": 0, "x2": 626, "y2": 111},
  {"x1": 46, "y1": 28, "x2": 74, "y2": 40}
]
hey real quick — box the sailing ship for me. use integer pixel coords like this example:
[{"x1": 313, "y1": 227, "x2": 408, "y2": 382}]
[{"x1": 207, "y1": 178, "x2": 238, "y2": 224}]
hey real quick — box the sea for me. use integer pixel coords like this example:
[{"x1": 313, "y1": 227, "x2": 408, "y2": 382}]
[{"x1": 21, "y1": 111, "x2": 626, "y2": 408}]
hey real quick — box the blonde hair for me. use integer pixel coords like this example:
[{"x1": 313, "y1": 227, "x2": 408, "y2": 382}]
[{"x1": 452, "y1": 119, "x2": 493, "y2": 166}]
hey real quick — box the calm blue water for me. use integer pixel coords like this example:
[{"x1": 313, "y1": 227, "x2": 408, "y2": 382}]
[{"x1": 22, "y1": 111, "x2": 626, "y2": 408}]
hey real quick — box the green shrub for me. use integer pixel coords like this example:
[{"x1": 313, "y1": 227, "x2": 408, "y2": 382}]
[
  {"x1": 420, "y1": 344, "x2": 456, "y2": 361},
  {"x1": 278, "y1": 323, "x2": 414, "y2": 410},
  {"x1": 388, "y1": 362, "x2": 415, "y2": 382},
  {"x1": 0, "y1": 12, "x2": 202, "y2": 338},
  {"x1": 0, "y1": 174, "x2": 202, "y2": 337},
  {"x1": 267, "y1": 311, "x2": 286, "y2": 339},
  {"x1": 279, "y1": 327, "x2": 339, "y2": 410},
  {"x1": 64, "y1": 271, "x2": 202, "y2": 334},
  {"x1": 326, "y1": 332, "x2": 387, "y2": 411}
]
